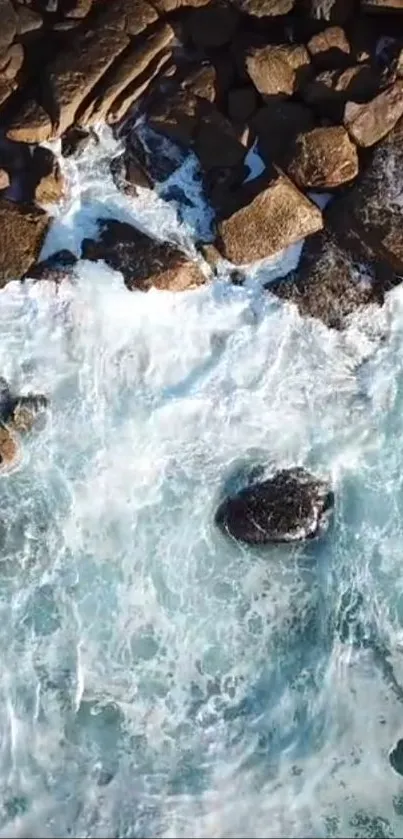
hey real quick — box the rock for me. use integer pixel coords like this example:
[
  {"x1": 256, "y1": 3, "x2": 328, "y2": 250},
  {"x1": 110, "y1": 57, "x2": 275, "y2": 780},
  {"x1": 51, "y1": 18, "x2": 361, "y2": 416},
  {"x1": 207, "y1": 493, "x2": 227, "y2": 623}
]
[
  {"x1": 307, "y1": 26, "x2": 351, "y2": 69},
  {"x1": 46, "y1": 24, "x2": 130, "y2": 136},
  {"x1": 0, "y1": 78, "x2": 15, "y2": 109},
  {"x1": 6, "y1": 99, "x2": 53, "y2": 144},
  {"x1": 390, "y1": 739, "x2": 403, "y2": 777},
  {"x1": 110, "y1": 150, "x2": 152, "y2": 195},
  {"x1": 106, "y1": 51, "x2": 173, "y2": 125},
  {"x1": 215, "y1": 467, "x2": 334, "y2": 545},
  {"x1": 32, "y1": 147, "x2": 64, "y2": 205},
  {"x1": 0, "y1": 169, "x2": 10, "y2": 190},
  {"x1": 185, "y1": 1, "x2": 239, "y2": 47},
  {"x1": 0, "y1": 425, "x2": 20, "y2": 472},
  {"x1": 194, "y1": 109, "x2": 246, "y2": 171},
  {"x1": 215, "y1": 169, "x2": 323, "y2": 266},
  {"x1": 148, "y1": 90, "x2": 204, "y2": 146},
  {"x1": 227, "y1": 85, "x2": 257, "y2": 121},
  {"x1": 246, "y1": 43, "x2": 311, "y2": 98},
  {"x1": 287, "y1": 125, "x2": 359, "y2": 190},
  {"x1": 181, "y1": 64, "x2": 218, "y2": 103},
  {"x1": 11, "y1": 394, "x2": 49, "y2": 433},
  {"x1": 151, "y1": 0, "x2": 210, "y2": 10},
  {"x1": 237, "y1": 0, "x2": 295, "y2": 14},
  {"x1": 269, "y1": 218, "x2": 393, "y2": 328},
  {"x1": 28, "y1": 249, "x2": 77, "y2": 282},
  {"x1": 61, "y1": 126, "x2": 94, "y2": 157},
  {"x1": 344, "y1": 80, "x2": 403, "y2": 147},
  {"x1": 362, "y1": 0, "x2": 403, "y2": 10},
  {"x1": 253, "y1": 100, "x2": 315, "y2": 164},
  {"x1": 2, "y1": 43, "x2": 24, "y2": 80},
  {"x1": 82, "y1": 220, "x2": 206, "y2": 291},
  {"x1": 302, "y1": 0, "x2": 354, "y2": 23},
  {"x1": 77, "y1": 23, "x2": 174, "y2": 125},
  {"x1": 16, "y1": 5, "x2": 42, "y2": 34},
  {"x1": 302, "y1": 64, "x2": 381, "y2": 120},
  {"x1": 65, "y1": 0, "x2": 93, "y2": 17},
  {"x1": 0, "y1": 0, "x2": 17, "y2": 56},
  {"x1": 0, "y1": 199, "x2": 49, "y2": 285},
  {"x1": 203, "y1": 161, "x2": 249, "y2": 213}
]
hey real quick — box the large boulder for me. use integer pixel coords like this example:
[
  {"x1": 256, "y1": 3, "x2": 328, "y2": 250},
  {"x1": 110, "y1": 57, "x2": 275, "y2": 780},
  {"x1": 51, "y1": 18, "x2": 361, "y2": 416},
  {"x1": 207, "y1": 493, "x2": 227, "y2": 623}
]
[
  {"x1": 215, "y1": 467, "x2": 334, "y2": 545},
  {"x1": 82, "y1": 219, "x2": 206, "y2": 291},
  {"x1": 344, "y1": 80, "x2": 403, "y2": 147},
  {"x1": 245, "y1": 43, "x2": 311, "y2": 98},
  {"x1": 0, "y1": 199, "x2": 49, "y2": 286},
  {"x1": 214, "y1": 169, "x2": 323, "y2": 266},
  {"x1": 0, "y1": 0, "x2": 17, "y2": 57},
  {"x1": 286, "y1": 125, "x2": 359, "y2": 189}
]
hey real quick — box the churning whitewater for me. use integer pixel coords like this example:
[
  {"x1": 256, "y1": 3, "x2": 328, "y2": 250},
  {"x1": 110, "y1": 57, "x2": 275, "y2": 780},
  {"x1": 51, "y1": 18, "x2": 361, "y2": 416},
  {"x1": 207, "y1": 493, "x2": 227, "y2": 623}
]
[{"x1": 1, "y1": 126, "x2": 403, "y2": 838}]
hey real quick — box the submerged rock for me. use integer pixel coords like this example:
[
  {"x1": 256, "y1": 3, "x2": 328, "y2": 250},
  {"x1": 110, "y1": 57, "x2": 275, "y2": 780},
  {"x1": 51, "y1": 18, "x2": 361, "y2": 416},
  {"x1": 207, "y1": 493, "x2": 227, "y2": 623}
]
[
  {"x1": 0, "y1": 377, "x2": 49, "y2": 435},
  {"x1": 390, "y1": 739, "x2": 403, "y2": 776},
  {"x1": 215, "y1": 467, "x2": 334, "y2": 545}
]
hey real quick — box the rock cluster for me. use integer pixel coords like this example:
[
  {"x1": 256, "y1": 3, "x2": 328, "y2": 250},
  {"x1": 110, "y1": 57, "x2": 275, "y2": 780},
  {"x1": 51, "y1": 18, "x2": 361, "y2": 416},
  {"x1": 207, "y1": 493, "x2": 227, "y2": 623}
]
[{"x1": 0, "y1": 0, "x2": 401, "y2": 322}]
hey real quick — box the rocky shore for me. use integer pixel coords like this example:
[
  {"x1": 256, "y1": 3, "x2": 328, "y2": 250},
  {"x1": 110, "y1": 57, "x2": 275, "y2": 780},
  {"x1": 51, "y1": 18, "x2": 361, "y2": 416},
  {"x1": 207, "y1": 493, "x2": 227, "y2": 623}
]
[{"x1": 0, "y1": 0, "x2": 402, "y2": 330}]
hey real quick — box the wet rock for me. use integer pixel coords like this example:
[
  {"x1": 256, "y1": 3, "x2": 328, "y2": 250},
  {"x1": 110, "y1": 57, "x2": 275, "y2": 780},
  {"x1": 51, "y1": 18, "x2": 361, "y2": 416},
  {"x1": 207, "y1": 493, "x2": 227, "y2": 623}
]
[
  {"x1": 32, "y1": 147, "x2": 64, "y2": 205},
  {"x1": 0, "y1": 0, "x2": 17, "y2": 56},
  {"x1": 215, "y1": 467, "x2": 334, "y2": 545},
  {"x1": 28, "y1": 249, "x2": 77, "y2": 282},
  {"x1": 287, "y1": 125, "x2": 359, "y2": 190},
  {"x1": 110, "y1": 150, "x2": 152, "y2": 195},
  {"x1": 0, "y1": 168, "x2": 10, "y2": 190},
  {"x1": 0, "y1": 198, "x2": 49, "y2": 285},
  {"x1": 215, "y1": 169, "x2": 323, "y2": 266},
  {"x1": 227, "y1": 85, "x2": 257, "y2": 122},
  {"x1": 390, "y1": 739, "x2": 403, "y2": 776},
  {"x1": 185, "y1": 1, "x2": 239, "y2": 48},
  {"x1": 82, "y1": 219, "x2": 206, "y2": 291},
  {"x1": 246, "y1": 43, "x2": 311, "y2": 98},
  {"x1": 344, "y1": 79, "x2": 403, "y2": 147},
  {"x1": 237, "y1": 0, "x2": 295, "y2": 14},
  {"x1": 0, "y1": 425, "x2": 19, "y2": 471},
  {"x1": 11, "y1": 394, "x2": 49, "y2": 433},
  {"x1": 203, "y1": 161, "x2": 248, "y2": 213},
  {"x1": 6, "y1": 98, "x2": 53, "y2": 144},
  {"x1": 302, "y1": 0, "x2": 354, "y2": 23},
  {"x1": 253, "y1": 100, "x2": 315, "y2": 165},
  {"x1": 269, "y1": 221, "x2": 392, "y2": 329},
  {"x1": 61, "y1": 126, "x2": 93, "y2": 157},
  {"x1": 302, "y1": 64, "x2": 381, "y2": 120},
  {"x1": 194, "y1": 109, "x2": 246, "y2": 171},
  {"x1": 307, "y1": 26, "x2": 351, "y2": 69}
]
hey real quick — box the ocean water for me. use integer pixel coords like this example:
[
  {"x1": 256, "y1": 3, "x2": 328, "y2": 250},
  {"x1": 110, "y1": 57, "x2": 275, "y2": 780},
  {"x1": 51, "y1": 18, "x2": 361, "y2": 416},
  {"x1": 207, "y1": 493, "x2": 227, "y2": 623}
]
[{"x1": 0, "y1": 125, "x2": 403, "y2": 838}]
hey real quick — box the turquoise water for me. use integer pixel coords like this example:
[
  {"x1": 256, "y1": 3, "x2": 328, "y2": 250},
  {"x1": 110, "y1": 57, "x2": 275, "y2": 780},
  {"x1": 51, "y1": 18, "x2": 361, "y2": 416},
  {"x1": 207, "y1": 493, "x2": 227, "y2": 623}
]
[{"x1": 0, "y1": 127, "x2": 402, "y2": 837}]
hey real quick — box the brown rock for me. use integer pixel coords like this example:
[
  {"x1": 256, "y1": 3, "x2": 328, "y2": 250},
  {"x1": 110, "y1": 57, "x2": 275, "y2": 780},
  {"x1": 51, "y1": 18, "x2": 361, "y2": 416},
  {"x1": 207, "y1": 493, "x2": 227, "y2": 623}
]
[
  {"x1": 361, "y1": 0, "x2": 403, "y2": 10},
  {"x1": 82, "y1": 220, "x2": 206, "y2": 291},
  {"x1": 238, "y1": 0, "x2": 295, "y2": 14},
  {"x1": 0, "y1": 199, "x2": 49, "y2": 285},
  {"x1": 253, "y1": 100, "x2": 315, "y2": 165},
  {"x1": 107, "y1": 50, "x2": 173, "y2": 124},
  {"x1": 181, "y1": 64, "x2": 218, "y2": 103},
  {"x1": 0, "y1": 425, "x2": 20, "y2": 471},
  {"x1": 6, "y1": 99, "x2": 52, "y2": 144},
  {"x1": 344, "y1": 79, "x2": 403, "y2": 146},
  {"x1": 65, "y1": 0, "x2": 93, "y2": 17},
  {"x1": 287, "y1": 125, "x2": 359, "y2": 190},
  {"x1": 307, "y1": 26, "x2": 351, "y2": 69},
  {"x1": 2, "y1": 43, "x2": 24, "y2": 80},
  {"x1": 215, "y1": 169, "x2": 323, "y2": 266},
  {"x1": 151, "y1": 0, "x2": 210, "y2": 10},
  {"x1": 110, "y1": 150, "x2": 152, "y2": 195},
  {"x1": 302, "y1": 64, "x2": 381, "y2": 119},
  {"x1": 46, "y1": 24, "x2": 130, "y2": 136},
  {"x1": 185, "y1": 1, "x2": 239, "y2": 47},
  {"x1": 32, "y1": 147, "x2": 64, "y2": 205},
  {"x1": 227, "y1": 85, "x2": 257, "y2": 121},
  {"x1": 61, "y1": 126, "x2": 94, "y2": 157},
  {"x1": 147, "y1": 90, "x2": 203, "y2": 146},
  {"x1": 194, "y1": 109, "x2": 246, "y2": 171},
  {"x1": 246, "y1": 44, "x2": 311, "y2": 98},
  {"x1": 98, "y1": 0, "x2": 159, "y2": 35},
  {"x1": 0, "y1": 0, "x2": 17, "y2": 56},
  {"x1": 302, "y1": 0, "x2": 354, "y2": 23},
  {"x1": 0, "y1": 78, "x2": 15, "y2": 108},
  {"x1": 16, "y1": 5, "x2": 42, "y2": 34},
  {"x1": 269, "y1": 226, "x2": 388, "y2": 329},
  {"x1": 28, "y1": 249, "x2": 77, "y2": 283},
  {"x1": 77, "y1": 23, "x2": 174, "y2": 125},
  {"x1": 0, "y1": 169, "x2": 9, "y2": 190}
]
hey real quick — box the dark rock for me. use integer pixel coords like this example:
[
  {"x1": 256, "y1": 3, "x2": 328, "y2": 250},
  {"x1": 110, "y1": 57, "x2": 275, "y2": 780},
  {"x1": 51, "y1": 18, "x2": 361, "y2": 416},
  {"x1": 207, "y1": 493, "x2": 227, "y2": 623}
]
[
  {"x1": 61, "y1": 126, "x2": 93, "y2": 157},
  {"x1": 82, "y1": 219, "x2": 206, "y2": 291},
  {"x1": 302, "y1": 64, "x2": 381, "y2": 120},
  {"x1": 362, "y1": 0, "x2": 403, "y2": 11},
  {"x1": 181, "y1": 64, "x2": 219, "y2": 103},
  {"x1": 0, "y1": 0, "x2": 17, "y2": 56},
  {"x1": 6, "y1": 99, "x2": 53, "y2": 144},
  {"x1": 203, "y1": 161, "x2": 248, "y2": 213},
  {"x1": 307, "y1": 25, "x2": 351, "y2": 69},
  {"x1": 31, "y1": 147, "x2": 64, "y2": 205},
  {"x1": 286, "y1": 125, "x2": 359, "y2": 190},
  {"x1": 185, "y1": 0, "x2": 239, "y2": 47},
  {"x1": 110, "y1": 150, "x2": 152, "y2": 195},
  {"x1": 15, "y1": 5, "x2": 42, "y2": 34},
  {"x1": 28, "y1": 249, "x2": 77, "y2": 282},
  {"x1": 215, "y1": 467, "x2": 334, "y2": 545},
  {"x1": 390, "y1": 739, "x2": 403, "y2": 777},
  {"x1": 147, "y1": 90, "x2": 203, "y2": 147},
  {"x1": 194, "y1": 109, "x2": 246, "y2": 171},
  {"x1": 246, "y1": 43, "x2": 311, "y2": 98},
  {"x1": 0, "y1": 198, "x2": 49, "y2": 286},
  {"x1": 302, "y1": 0, "x2": 355, "y2": 23},
  {"x1": 253, "y1": 100, "x2": 315, "y2": 165},
  {"x1": 227, "y1": 85, "x2": 257, "y2": 122},
  {"x1": 344, "y1": 79, "x2": 403, "y2": 147},
  {"x1": 0, "y1": 425, "x2": 19, "y2": 470},
  {"x1": 215, "y1": 169, "x2": 323, "y2": 266}
]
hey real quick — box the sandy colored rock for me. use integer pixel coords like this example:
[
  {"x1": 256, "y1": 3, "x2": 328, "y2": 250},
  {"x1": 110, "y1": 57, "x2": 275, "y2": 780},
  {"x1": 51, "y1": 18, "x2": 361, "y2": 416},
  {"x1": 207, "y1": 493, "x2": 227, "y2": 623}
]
[
  {"x1": 246, "y1": 44, "x2": 311, "y2": 98},
  {"x1": 152, "y1": 0, "x2": 210, "y2": 10},
  {"x1": 287, "y1": 125, "x2": 359, "y2": 189},
  {"x1": 216, "y1": 169, "x2": 323, "y2": 266},
  {"x1": 0, "y1": 169, "x2": 10, "y2": 190},
  {"x1": 0, "y1": 425, "x2": 20, "y2": 471},
  {"x1": 82, "y1": 219, "x2": 206, "y2": 291},
  {"x1": 0, "y1": 0, "x2": 17, "y2": 56},
  {"x1": 6, "y1": 98, "x2": 53, "y2": 143},
  {"x1": 307, "y1": 26, "x2": 351, "y2": 69},
  {"x1": 0, "y1": 198, "x2": 49, "y2": 285},
  {"x1": 79, "y1": 23, "x2": 174, "y2": 125},
  {"x1": 238, "y1": 0, "x2": 295, "y2": 13},
  {"x1": 33, "y1": 147, "x2": 64, "y2": 205},
  {"x1": 16, "y1": 4, "x2": 42, "y2": 34},
  {"x1": 344, "y1": 80, "x2": 403, "y2": 147},
  {"x1": 65, "y1": 0, "x2": 93, "y2": 17},
  {"x1": 106, "y1": 50, "x2": 173, "y2": 124},
  {"x1": 46, "y1": 25, "x2": 130, "y2": 136},
  {"x1": 2, "y1": 43, "x2": 24, "y2": 80}
]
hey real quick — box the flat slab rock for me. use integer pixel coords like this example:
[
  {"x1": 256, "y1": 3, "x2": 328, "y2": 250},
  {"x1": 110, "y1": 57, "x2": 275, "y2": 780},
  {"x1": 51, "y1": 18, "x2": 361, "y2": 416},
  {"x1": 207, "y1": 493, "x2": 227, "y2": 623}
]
[
  {"x1": 214, "y1": 170, "x2": 323, "y2": 266},
  {"x1": 82, "y1": 220, "x2": 206, "y2": 291},
  {"x1": 215, "y1": 467, "x2": 334, "y2": 545},
  {"x1": 0, "y1": 199, "x2": 49, "y2": 286}
]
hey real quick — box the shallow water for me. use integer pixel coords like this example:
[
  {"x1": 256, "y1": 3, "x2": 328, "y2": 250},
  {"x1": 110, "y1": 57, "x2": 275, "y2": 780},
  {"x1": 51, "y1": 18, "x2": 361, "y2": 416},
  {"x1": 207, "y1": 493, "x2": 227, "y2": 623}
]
[{"x1": 0, "y1": 126, "x2": 403, "y2": 837}]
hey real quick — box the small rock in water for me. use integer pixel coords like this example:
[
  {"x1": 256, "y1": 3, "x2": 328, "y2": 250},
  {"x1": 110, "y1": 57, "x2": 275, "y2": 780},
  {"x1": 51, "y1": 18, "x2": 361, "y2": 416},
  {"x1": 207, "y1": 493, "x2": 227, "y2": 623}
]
[
  {"x1": 11, "y1": 394, "x2": 49, "y2": 433},
  {"x1": 215, "y1": 466, "x2": 334, "y2": 545},
  {"x1": 390, "y1": 739, "x2": 403, "y2": 776},
  {"x1": 0, "y1": 425, "x2": 20, "y2": 470}
]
